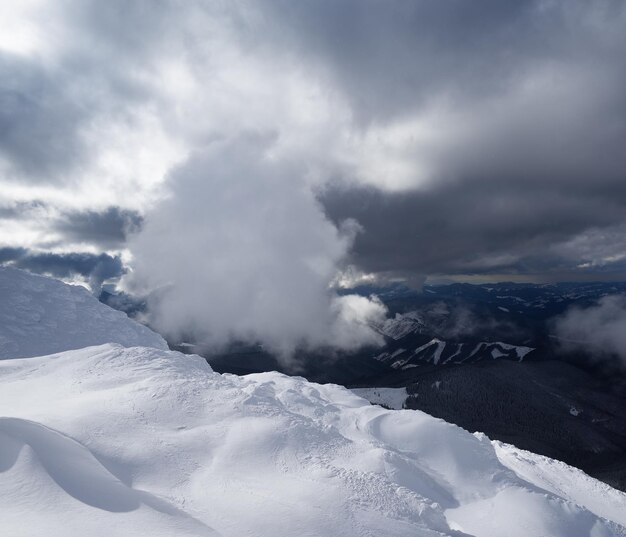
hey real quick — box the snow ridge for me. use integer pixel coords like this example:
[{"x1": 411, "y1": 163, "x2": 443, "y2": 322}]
[
  {"x1": 1, "y1": 344, "x2": 625, "y2": 537},
  {"x1": 0, "y1": 267, "x2": 167, "y2": 359}
]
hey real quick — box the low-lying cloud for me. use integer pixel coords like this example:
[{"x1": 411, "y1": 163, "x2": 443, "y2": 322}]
[
  {"x1": 555, "y1": 294, "x2": 626, "y2": 367},
  {"x1": 127, "y1": 138, "x2": 386, "y2": 359}
]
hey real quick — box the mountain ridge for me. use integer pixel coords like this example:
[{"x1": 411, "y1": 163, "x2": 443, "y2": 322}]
[{"x1": 1, "y1": 269, "x2": 625, "y2": 536}]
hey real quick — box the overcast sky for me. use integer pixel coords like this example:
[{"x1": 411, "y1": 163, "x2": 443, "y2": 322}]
[{"x1": 1, "y1": 1, "x2": 626, "y2": 351}]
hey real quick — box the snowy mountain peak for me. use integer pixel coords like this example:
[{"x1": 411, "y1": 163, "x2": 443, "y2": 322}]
[
  {"x1": 373, "y1": 311, "x2": 428, "y2": 340},
  {"x1": 0, "y1": 267, "x2": 167, "y2": 359}
]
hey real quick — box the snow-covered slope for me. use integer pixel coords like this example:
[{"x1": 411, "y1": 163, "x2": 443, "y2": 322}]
[
  {"x1": 373, "y1": 311, "x2": 428, "y2": 340},
  {"x1": 351, "y1": 387, "x2": 408, "y2": 409},
  {"x1": 370, "y1": 309, "x2": 537, "y2": 369},
  {"x1": 0, "y1": 267, "x2": 167, "y2": 358},
  {"x1": 1, "y1": 344, "x2": 624, "y2": 537}
]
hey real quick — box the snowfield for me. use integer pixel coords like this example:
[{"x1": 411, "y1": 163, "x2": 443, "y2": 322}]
[
  {"x1": 0, "y1": 267, "x2": 167, "y2": 359},
  {"x1": 1, "y1": 270, "x2": 625, "y2": 536},
  {"x1": 2, "y1": 344, "x2": 625, "y2": 537}
]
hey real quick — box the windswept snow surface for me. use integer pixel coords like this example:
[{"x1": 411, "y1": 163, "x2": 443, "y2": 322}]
[
  {"x1": 0, "y1": 267, "x2": 167, "y2": 358},
  {"x1": 1, "y1": 344, "x2": 625, "y2": 537},
  {"x1": 352, "y1": 387, "x2": 408, "y2": 409},
  {"x1": 492, "y1": 441, "x2": 626, "y2": 529}
]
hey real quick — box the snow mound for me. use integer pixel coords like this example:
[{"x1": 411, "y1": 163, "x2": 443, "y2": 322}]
[
  {"x1": 0, "y1": 267, "x2": 167, "y2": 359},
  {"x1": 1, "y1": 343, "x2": 624, "y2": 537}
]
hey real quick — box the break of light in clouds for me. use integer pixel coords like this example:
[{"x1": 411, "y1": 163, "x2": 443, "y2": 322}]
[{"x1": 1, "y1": 1, "x2": 626, "y2": 354}]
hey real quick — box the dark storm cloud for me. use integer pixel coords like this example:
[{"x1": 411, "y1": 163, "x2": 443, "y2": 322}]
[
  {"x1": 53, "y1": 207, "x2": 143, "y2": 248},
  {"x1": 322, "y1": 181, "x2": 626, "y2": 279},
  {"x1": 3, "y1": 0, "x2": 626, "y2": 285},
  {"x1": 260, "y1": 0, "x2": 545, "y2": 122},
  {"x1": 0, "y1": 247, "x2": 125, "y2": 292},
  {"x1": 0, "y1": 247, "x2": 27, "y2": 264},
  {"x1": 0, "y1": 1, "x2": 163, "y2": 184},
  {"x1": 18, "y1": 251, "x2": 125, "y2": 283},
  {"x1": 260, "y1": 0, "x2": 626, "y2": 122},
  {"x1": 0, "y1": 53, "x2": 88, "y2": 180},
  {"x1": 0, "y1": 201, "x2": 141, "y2": 249},
  {"x1": 291, "y1": 0, "x2": 626, "y2": 280}
]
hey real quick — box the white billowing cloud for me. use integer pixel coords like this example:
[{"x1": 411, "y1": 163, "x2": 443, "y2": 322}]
[
  {"x1": 127, "y1": 138, "x2": 386, "y2": 358},
  {"x1": 329, "y1": 294, "x2": 387, "y2": 350},
  {"x1": 555, "y1": 294, "x2": 626, "y2": 367},
  {"x1": 1, "y1": 1, "x2": 392, "y2": 356}
]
